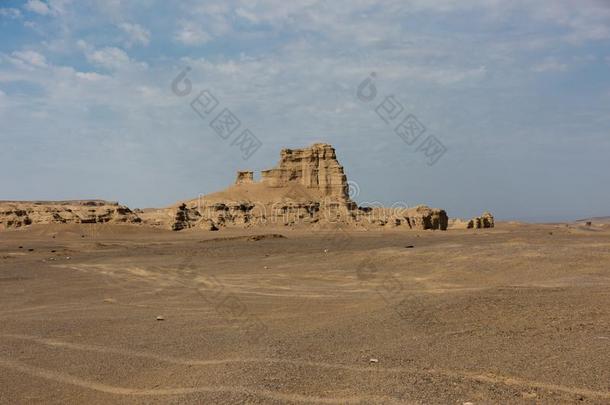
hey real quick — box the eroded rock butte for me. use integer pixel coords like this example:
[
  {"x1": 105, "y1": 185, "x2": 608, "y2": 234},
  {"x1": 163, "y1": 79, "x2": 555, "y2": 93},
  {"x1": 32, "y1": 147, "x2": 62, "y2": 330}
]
[
  {"x1": 146, "y1": 143, "x2": 448, "y2": 231},
  {"x1": 1, "y1": 143, "x2": 452, "y2": 231}
]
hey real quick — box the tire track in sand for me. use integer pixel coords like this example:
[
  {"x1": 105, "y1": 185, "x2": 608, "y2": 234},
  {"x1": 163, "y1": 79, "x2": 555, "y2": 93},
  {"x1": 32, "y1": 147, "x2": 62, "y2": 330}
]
[
  {"x1": 1, "y1": 333, "x2": 609, "y2": 400},
  {"x1": 0, "y1": 357, "x2": 402, "y2": 404}
]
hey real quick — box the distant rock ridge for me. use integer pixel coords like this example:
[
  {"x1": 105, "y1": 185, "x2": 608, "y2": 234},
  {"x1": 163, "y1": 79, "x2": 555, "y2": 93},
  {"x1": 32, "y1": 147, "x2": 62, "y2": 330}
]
[
  {"x1": 0, "y1": 200, "x2": 119, "y2": 206},
  {"x1": 0, "y1": 200, "x2": 140, "y2": 229}
]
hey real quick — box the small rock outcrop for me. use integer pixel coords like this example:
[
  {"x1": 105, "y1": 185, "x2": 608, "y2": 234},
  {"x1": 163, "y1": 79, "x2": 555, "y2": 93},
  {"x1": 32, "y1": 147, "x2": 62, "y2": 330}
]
[
  {"x1": 403, "y1": 205, "x2": 449, "y2": 230},
  {"x1": 235, "y1": 171, "x2": 254, "y2": 185},
  {"x1": 170, "y1": 203, "x2": 201, "y2": 231},
  {"x1": 468, "y1": 212, "x2": 495, "y2": 229}
]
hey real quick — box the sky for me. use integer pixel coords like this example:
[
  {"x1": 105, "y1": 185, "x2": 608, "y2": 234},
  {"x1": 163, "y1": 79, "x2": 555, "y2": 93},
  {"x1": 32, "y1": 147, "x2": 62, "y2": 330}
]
[{"x1": 1, "y1": 0, "x2": 609, "y2": 222}]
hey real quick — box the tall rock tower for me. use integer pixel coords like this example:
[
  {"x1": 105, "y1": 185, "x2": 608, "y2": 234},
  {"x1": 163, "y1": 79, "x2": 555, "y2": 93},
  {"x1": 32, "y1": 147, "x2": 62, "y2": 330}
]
[{"x1": 260, "y1": 143, "x2": 350, "y2": 202}]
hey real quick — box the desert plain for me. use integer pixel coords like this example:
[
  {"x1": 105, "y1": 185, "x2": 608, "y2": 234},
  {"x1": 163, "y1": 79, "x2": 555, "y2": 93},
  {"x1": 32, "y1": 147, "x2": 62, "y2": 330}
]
[{"x1": 0, "y1": 221, "x2": 609, "y2": 404}]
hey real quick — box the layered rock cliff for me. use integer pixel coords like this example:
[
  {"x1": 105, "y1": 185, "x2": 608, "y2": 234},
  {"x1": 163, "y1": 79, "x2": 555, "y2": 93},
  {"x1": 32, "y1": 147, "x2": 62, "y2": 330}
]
[
  {"x1": 0, "y1": 200, "x2": 141, "y2": 229},
  {"x1": 260, "y1": 143, "x2": 350, "y2": 203}
]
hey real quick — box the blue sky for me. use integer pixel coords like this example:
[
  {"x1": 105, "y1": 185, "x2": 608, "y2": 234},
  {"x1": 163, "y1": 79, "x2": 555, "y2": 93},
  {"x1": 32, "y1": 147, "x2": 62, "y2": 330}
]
[{"x1": 1, "y1": 0, "x2": 609, "y2": 221}]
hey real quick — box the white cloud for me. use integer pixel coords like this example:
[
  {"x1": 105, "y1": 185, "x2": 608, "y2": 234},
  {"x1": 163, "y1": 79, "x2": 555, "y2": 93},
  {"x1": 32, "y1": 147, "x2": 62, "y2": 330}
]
[
  {"x1": 23, "y1": 0, "x2": 69, "y2": 17},
  {"x1": 11, "y1": 50, "x2": 48, "y2": 68},
  {"x1": 522, "y1": 0, "x2": 610, "y2": 44},
  {"x1": 75, "y1": 71, "x2": 110, "y2": 81},
  {"x1": 25, "y1": 0, "x2": 51, "y2": 15},
  {"x1": 119, "y1": 22, "x2": 151, "y2": 47},
  {"x1": 0, "y1": 8, "x2": 22, "y2": 19},
  {"x1": 235, "y1": 8, "x2": 259, "y2": 23},
  {"x1": 174, "y1": 21, "x2": 212, "y2": 45},
  {"x1": 532, "y1": 58, "x2": 568, "y2": 73},
  {"x1": 23, "y1": 20, "x2": 48, "y2": 36},
  {"x1": 86, "y1": 47, "x2": 130, "y2": 69},
  {"x1": 76, "y1": 39, "x2": 88, "y2": 50},
  {"x1": 47, "y1": 0, "x2": 71, "y2": 16},
  {"x1": 79, "y1": 43, "x2": 147, "y2": 71}
]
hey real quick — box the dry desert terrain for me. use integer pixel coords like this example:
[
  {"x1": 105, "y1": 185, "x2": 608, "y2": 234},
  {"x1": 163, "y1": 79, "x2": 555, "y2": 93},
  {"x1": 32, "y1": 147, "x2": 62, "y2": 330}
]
[{"x1": 0, "y1": 222, "x2": 609, "y2": 404}]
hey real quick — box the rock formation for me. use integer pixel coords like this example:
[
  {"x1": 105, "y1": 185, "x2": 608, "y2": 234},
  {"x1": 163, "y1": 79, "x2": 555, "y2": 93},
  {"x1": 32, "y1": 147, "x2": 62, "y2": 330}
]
[
  {"x1": 449, "y1": 212, "x2": 495, "y2": 229},
  {"x1": 0, "y1": 200, "x2": 141, "y2": 229},
  {"x1": 235, "y1": 171, "x2": 254, "y2": 185},
  {"x1": 260, "y1": 143, "x2": 350, "y2": 202},
  {"x1": 159, "y1": 143, "x2": 448, "y2": 231},
  {"x1": 0, "y1": 144, "x2": 451, "y2": 232},
  {"x1": 468, "y1": 212, "x2": 495, "y2": 229}
]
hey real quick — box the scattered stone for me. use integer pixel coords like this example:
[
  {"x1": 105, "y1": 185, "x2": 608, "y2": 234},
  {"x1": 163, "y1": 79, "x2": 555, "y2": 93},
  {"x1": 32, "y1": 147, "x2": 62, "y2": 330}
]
[
  {"x1": 323, "y1": 249, "x2": 329, "y2": 253},
  {"x1": 27, "y1": 248, "x2": 34, "y2": 252},
  {"x1": 156, "y1": 316, "x2": 165, "y2": 321},
  {"x1": 66, "y1": 256, "x2": 71, "y2": 260},
  {"x1": 405, "y1": 245, "x2": 414, "y2": 248},
  {"x1": 369, "y1": 358, "x2": 378, "y2": 363}
]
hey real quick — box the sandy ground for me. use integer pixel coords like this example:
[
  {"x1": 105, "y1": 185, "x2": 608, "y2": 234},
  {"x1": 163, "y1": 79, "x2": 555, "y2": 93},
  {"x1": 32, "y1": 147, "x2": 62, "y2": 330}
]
[{"x1": 0, "y1": 223, "x2": 609, "y2": 404}]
